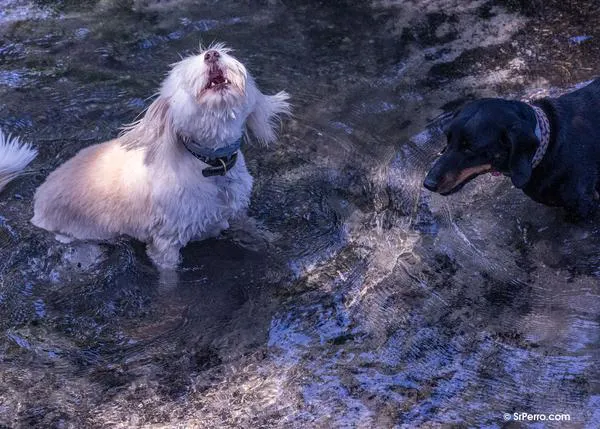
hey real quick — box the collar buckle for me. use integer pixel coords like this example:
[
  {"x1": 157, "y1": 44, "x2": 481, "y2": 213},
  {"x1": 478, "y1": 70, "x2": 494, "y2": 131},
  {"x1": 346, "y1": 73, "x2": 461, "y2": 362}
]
[{"x1": 201, "y1": 152, "x2": 238, "y2": 177}]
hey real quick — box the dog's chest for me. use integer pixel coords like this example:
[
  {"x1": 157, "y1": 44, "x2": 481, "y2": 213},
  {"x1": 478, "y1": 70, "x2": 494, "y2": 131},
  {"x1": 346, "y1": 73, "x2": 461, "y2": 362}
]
[
  {"x1": 152, "y1": 154, "x2": 253, "y2": 236},
  {"x1": 524, "y1": 166, "x2": 577, "y2": 207},
  {"x1": 524, "y1": 182, "x2": 562, "y2": 206}
]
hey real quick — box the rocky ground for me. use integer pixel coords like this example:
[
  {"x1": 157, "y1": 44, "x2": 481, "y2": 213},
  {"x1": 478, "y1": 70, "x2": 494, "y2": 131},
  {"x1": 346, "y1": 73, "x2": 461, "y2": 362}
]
[{"x1": 0, "y1": 0, "x2": 599, "y2": 427}]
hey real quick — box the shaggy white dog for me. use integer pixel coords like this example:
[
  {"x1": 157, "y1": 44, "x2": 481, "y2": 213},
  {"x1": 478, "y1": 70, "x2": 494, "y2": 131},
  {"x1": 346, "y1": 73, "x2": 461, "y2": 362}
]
[{"x1": 30, "y1": 43, "x2": 290, "y2": 268}]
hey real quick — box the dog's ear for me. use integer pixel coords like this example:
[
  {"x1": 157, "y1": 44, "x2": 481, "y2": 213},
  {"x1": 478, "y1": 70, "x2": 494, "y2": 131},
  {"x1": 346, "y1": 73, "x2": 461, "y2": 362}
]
[
  {"x1": 246, "y1": 91, "x2": 291, "y2": 145},
  {"x1": 506, "y1": 123, "x2": 539, "y2": 188},
  {"x1": 143, "y1": 97, "x2": 173, "y2": 137},
  {"x1": 120, "y1": 96, "x2": 175, "y2": 163}
]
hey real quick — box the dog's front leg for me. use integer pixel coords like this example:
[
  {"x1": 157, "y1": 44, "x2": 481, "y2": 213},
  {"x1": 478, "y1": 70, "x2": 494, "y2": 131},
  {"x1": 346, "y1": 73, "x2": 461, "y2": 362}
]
[{"x1": 146, "y1": 237, "x2": 182, "y2": 269}]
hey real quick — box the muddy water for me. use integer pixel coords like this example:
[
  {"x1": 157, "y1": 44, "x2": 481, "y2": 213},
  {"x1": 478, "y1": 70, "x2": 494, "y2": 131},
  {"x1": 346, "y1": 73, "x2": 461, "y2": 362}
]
[{"x1": 0, "y1": 0, "x2": 599, "y2": 427}]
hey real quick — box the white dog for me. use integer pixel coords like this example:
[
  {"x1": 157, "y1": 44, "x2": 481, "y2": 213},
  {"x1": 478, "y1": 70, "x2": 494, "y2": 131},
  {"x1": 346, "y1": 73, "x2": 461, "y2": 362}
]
[
  {"x1": 0, "y1": 130, "x2": 37, "y2": 194},
  {"x1": 30, "y1": 43, "x2": 290, "y2": 268}
]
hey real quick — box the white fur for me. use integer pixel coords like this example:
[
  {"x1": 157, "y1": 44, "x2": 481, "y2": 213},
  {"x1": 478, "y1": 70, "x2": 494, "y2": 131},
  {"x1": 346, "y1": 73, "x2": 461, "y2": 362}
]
[
  {"x1": 31, "y1": 43, "x2": 290, "y2": 269},
  {"x1": 0, "y1": 129, "x2": 37, "y2": 193}
]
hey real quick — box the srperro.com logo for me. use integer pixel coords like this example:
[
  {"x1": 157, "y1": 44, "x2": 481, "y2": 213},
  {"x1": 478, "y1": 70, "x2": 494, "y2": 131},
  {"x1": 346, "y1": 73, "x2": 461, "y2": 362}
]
[{"x1": 504, "y1": 412, "x2": 571, "y2": 422}]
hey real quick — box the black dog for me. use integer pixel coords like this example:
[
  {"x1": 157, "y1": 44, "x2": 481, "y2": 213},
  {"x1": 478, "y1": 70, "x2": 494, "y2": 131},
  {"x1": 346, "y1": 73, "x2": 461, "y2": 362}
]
[{"x1": 423, "y1": 79, "x2": 600, "y2": 219}]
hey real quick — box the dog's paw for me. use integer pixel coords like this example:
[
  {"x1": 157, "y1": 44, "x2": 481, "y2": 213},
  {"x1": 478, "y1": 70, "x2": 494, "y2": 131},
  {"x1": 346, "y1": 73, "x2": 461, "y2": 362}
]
[{"x1": 157, "y1": 267, "x2": 180, "y2": 291}]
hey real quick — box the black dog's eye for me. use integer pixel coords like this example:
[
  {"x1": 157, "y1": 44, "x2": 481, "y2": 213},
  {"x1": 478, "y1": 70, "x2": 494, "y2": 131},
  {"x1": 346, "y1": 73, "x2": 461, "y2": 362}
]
[{"x1": 437, "y1": 145, "x2": 448, "y2": 156}]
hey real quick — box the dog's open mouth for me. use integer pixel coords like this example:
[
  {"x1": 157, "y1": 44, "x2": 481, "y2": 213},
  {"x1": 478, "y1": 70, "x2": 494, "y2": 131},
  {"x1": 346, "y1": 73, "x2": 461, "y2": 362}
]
[
  {"x1": 205, "y1": 67, "x2": 230, "y2": 91},
  {"x1": 438, "y1": 164, "x2": 493, "y2": 195}
]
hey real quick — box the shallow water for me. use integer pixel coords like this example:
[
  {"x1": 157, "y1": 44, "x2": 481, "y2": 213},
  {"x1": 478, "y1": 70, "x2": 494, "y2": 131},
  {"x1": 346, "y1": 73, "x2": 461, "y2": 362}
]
[{"x1": 1, "y1": 0, "x2": 599, "y2": 427}]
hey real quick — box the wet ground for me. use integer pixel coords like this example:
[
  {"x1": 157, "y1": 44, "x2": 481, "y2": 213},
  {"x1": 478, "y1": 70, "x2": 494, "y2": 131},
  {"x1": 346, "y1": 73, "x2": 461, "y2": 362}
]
[{"x1": 1, "y1": 0, "x2": 599, "y2": 427}]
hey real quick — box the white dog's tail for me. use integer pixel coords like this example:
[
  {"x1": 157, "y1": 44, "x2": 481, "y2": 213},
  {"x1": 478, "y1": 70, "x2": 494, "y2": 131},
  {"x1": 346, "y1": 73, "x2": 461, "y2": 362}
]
[{"x1": 0, "y1": 128, "x2": 37, "y2": 193}]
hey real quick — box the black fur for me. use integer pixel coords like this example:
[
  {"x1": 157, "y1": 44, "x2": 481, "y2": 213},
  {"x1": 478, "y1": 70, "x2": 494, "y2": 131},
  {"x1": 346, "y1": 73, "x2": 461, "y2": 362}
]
[{"x1": 423, "y1": 79, "x2": 600, "y2": 219}]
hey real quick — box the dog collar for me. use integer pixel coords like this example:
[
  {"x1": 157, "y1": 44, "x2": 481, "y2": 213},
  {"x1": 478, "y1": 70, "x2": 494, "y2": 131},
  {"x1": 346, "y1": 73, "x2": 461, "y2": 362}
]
[
  {"x1": 179, "y1": 136, "x2": 241, "y2": 177},
  {"x1": 530, "y1": 105, "x2": 550, "y2": 168}
]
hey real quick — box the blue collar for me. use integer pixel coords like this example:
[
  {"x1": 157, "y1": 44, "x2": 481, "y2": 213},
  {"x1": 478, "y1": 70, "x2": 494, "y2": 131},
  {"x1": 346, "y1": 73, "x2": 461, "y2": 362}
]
[{"x1": 179, "y1": 136, "x2": 242, "y2": 177}]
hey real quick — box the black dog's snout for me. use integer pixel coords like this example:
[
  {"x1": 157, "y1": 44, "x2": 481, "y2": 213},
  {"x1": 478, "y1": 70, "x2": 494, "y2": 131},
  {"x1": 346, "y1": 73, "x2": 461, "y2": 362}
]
[
  {"x1": 204, "y1": 50, "x2": 221, "y2": 63},
  {"x1": 423, "y1": 176, "x2": 439, "y2": 192}
]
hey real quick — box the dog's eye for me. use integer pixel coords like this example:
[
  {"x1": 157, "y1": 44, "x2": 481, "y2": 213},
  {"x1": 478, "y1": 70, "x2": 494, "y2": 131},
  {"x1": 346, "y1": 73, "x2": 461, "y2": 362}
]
[{"x1": 437, "y1": 145, "x2": 448, "y2": 156}]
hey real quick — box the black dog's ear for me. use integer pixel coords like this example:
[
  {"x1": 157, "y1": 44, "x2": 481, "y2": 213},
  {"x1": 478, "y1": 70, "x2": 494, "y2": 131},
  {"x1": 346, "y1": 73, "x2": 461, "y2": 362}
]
[{"x1": 507, "y1": 124, "x2": 539, "y2": 188}]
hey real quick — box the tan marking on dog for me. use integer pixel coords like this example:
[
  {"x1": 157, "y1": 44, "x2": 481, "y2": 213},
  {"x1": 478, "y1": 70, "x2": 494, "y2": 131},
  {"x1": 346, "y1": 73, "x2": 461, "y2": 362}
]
[{"x1": 438, "y1": 164, "x2": 492, "y2": 194}]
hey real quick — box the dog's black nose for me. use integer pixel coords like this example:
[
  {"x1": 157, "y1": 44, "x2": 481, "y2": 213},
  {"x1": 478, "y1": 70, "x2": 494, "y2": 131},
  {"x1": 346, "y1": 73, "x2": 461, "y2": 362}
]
[
  {"x1": 204, "y1": 50, "x2": 220, "y2": 63},
  {"x1": 423, "y1": 177, "x2": 439, "y2": 192}
]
